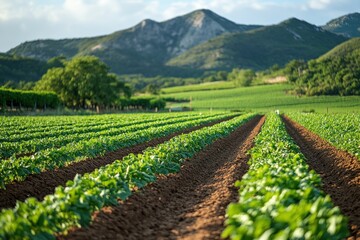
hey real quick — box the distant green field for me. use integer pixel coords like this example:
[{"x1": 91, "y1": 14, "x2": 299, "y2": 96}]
[
  {"x1": 162, "y1": 84, "x2": 360, "y2": 113},
  {"x1": 162, "y1": 81, "x2": 235, "y2": 94}
]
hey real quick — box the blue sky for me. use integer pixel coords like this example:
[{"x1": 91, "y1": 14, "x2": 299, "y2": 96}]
[{"x1": 0, "y1": 0, "x2": 358, "y2": 52}]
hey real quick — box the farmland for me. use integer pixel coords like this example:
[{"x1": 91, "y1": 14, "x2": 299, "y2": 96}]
[
  {"x1": 162, "y1": 84, "x2": 360, "y2": 113},
  {"x1": 2, "y1": 4, "x2": 360, "y2": 239},
  {"x1": 287, "y1": 113, "x2": 360, "y2": 157},
  {"x1": 223, "y1": 113, "x2": 348, "y2": 239},
  {"x1": 162, "y1": 81, "x2": 236, "y2": 94},
  {"x1": 0, "y1": 110, "x2": 359, "y2": 239}
]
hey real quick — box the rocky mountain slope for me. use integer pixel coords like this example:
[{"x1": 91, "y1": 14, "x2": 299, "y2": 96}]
[
  {"x1": 5, "y1": 10, "x2": 356, "y2": 77},
  {"x1": 7, "y1": 9, "x2": 260, "y2": 76},
  {"x1": 167, "y1": 18, "x2": 347, "y2": 70},
  {"x1": 323, "y1": 12, "x2": 360, "y2": 37}
]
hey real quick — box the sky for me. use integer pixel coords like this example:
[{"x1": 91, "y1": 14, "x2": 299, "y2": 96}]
[{"x1": 0, "y1": 0, "x2": 358, "y2": 52}]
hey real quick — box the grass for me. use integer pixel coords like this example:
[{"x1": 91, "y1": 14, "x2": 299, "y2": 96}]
[
  {"x1": 161, "y1": 81, "x2": 235, "y2": 94},
  {"x1": 161, "y1": 84, "x2": 360, "y2": 113}
]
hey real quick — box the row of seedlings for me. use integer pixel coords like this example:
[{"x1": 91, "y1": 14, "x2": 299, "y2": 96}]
[{"x1": 222, "y1": 113, "x2": 348, "y2": 239}]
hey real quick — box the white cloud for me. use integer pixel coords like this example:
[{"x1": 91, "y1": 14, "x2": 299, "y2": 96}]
[
  {"x1": 0, "y1": 0, "x2": 144, "y2": 23},
  {"x1": 62, "y1": 0, "x2": 125, "y2": 22},
  {"x1": 307, "y1": 0, "x2": 332, "y2": 10},
  {"x1": 158, "y1": 0, "x2": 301, "y2": 21}
]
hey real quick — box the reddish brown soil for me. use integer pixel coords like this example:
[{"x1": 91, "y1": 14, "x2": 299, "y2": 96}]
[
  {"x1": 59, "y1": 115, "x2": 265, "y2": 240},
  {"x1": 0, "y1": 117, "x2": 233, "y2": 210},
  {"x1": 282, "y1": 116, "x2": 360, "y2": 240}
]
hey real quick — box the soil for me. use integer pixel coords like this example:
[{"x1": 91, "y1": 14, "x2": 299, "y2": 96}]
[
  {"x1": 0, "y1": 117, "x2": 234, "y2": 210},
  {"x1": 282, "y1": 115, "x2": 360, "y2": 240},
  {"x1": 59, "y1": 115, "x2": 265, "y2": 240}
]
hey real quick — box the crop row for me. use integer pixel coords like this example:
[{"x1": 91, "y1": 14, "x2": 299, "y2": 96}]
[
  {"x1": 0, "y1": 112, "x2": 147, "y2": 128},
  {"x1": 0, "y1": 113, "x2": 235, "y2": 188},
  {"x1": 1, "y1": 115, "x2": 103, "y2": 132},
  {"x1": 222, "y1": 113, "x2": 348, "y2": 239},
  {"x1": 0, "y1": 113, "x2": 221, "y2": 158},
  {"x1": 0, "y1": 113, "x2": 256, "y2": 239},
  {"x1": 1, "y1": 115, "x2": 160, "y2": 143},
  {"x1": 287, "y1": 112, "x2": 360, "y2": 158},
  {"x1": 0, "y1": 112, "x2": 197, "y2": 138}
]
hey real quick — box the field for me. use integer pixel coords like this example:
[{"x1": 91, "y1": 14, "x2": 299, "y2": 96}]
[
  {"x1": 162, "y1": 83, "x2": 360, "y2": 113},
  {"x1": 0, "y1": 110, "x2": 359, "y2": 239},
  {"x1": 162, "y1": 81, "x2": 236, "y2": 94}
]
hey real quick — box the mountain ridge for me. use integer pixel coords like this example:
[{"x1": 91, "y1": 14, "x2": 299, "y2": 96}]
[
  {"x1": 323, "y1": 12, "x2": 360, "y2": 37},
  {"x1": 5, "y1": 10, "x2": 357, "y2": 77},
  {"x1": 166, "y1": 17, "x2": 347, "y2": 70},
  {"x1": 8, "y1": 10, "x2": 260, "y2": 60}
]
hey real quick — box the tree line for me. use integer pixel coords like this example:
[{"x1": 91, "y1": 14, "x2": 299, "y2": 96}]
[
  {"x1": 1, "y1": 56, "x2": 169, "y2": 113},
  {"x1": 284, "y1": 50, "x2": 360, "y2": 96},
  {"x1": 0, "y1": 88, "x2": 59, "y2": 112},
  {"x1": 35, "y1": 56, "x2": 132, "y2": 111},
  {"x1": 1, "y1": 45, "x2": 359, "y2": 113}
]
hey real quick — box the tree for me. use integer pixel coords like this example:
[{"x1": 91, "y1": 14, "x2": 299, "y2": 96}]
[
  {"x1": 216, "y1": 71, "x2": 228, "y2": 81},
  {"x1": 18, "y1": 81, "x2": 36, "y2": 90},
  {"x1": 284, "y1": 59, "x2": 307, "y2": 83},
  {"x1": 285, "y1": 51, "x2": 360, "y2": 96},
  {"x1": 149, "y1": 98, "x2": 166, "y2": 110},
  {"x1": 145, "y1": 84, "x2": 160, "y2": 95},
  {"x1": 228, "y1": 68, "x2": 255, "y2": 87},
  {"x1": 35, "y1": 56, "x2": 130, "y2": 110},
  {"x1": 47, "y1": 56, "x2": 66, "y2": 69},
  {"x1": 270, "y1": 64, "x2": 280, "y2": 73}
]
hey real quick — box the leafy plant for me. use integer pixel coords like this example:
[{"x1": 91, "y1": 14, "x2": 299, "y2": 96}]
[
  {"x1": 288, "y1": 112, "x2": 360, "y2": 158},
  {"x1": 222, "y1": 113, "x2": 348, "y2": 239},
  {"x1": 0, "y1": 113, "x2": 255, "y2": 239},
  {"x1": 0, "y1": 113, "x2": 235, "y2": 187},
  {"x1": 0, "y1": 113, "x2": 220, "y2": 158}
]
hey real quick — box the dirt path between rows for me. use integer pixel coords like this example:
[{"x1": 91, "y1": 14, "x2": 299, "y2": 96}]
[
  {"x1": 0, "y1": 116, "x2": 234, "y2": 210},
  {"x1": 282, "y1": 116, "x2": 360, "y2": 239},
  {"x1": 59, "y1": 115, "x2": 265, "y2": 240}
]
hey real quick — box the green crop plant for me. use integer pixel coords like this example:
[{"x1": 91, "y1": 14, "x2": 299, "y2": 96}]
[
  {"x1": 222, "y1": 113, "x2": 348, "y2": 239},
  {"x1": 0, "y1": 113, "x2": 256, "y2": 239},
  {"x1": 288, "y1": 112, "x2": 360, "y2": 158},
  {"x1": 0, "y1": 112, "x2": 234, "y2": 188}
]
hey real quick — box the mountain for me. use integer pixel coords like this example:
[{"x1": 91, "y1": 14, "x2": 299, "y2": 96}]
[
  {"x1": 322, "y1": 12, "x2": 360, "y2": 37},
  {"x1": 5, "y1": 10, "x2": 353, "y2": 78},
  {"x1": 319, "y1": 37, "x2": 360, "y2": 60},
  {"x1": 167, "y1": 18, "x2": 347, "y2": 70},
  {"x1": 7, "y1": 9, "x2": 261, "y2": 76}
]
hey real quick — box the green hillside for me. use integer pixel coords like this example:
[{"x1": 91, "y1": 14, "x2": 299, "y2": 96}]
[
  {"x1": 162, "y1": 81, "x2": 235, "y2": 94},
  {"x1": 162, "y1": 84, "x2": 360, "y2": 113},
  {"x1": 0, "y1": 53, "x2": 49, "y2": 84},
  {"x1": 319, "y1": 37, "x2": 360, "y2": 60},
  {"x1": 167, "y1": 18, "x2": 347, "y2": 71},
  {"x1": 285, "y1": 37, "x2": 360, "y2": 96}
]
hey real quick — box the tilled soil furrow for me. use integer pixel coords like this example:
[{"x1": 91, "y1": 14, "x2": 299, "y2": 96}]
[
  {"x1": 60, "y1": 115, "x2": 265, "y2": 240},
  {"x1": 282, "y1": 115, "x2": 360, "y2": 239},
  {"x1": 0, "y1": 117, "x2": 233, "y2": 210}
]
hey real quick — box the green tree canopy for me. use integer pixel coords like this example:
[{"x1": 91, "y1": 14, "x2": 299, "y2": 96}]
[
  {"x1": 228, "y1": 68, "x2": 256, "y2": 87},
  {"x1": 35, "y1": 56, "x2": 131, "y2": 109},
  {"x1": 145, "y1": 84, "x2": 160, "y2": 95},
  {"x1": 285, "y1": 52, "x2": 360, "y2": 96}
]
